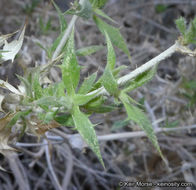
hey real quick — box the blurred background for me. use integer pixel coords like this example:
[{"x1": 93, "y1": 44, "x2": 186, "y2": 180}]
[{"x1": 0, "y1": 0, "x2": 196, "y2": 189}]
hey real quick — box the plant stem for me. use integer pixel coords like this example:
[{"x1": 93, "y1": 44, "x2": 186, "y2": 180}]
[
  {"x1": 41, "y1": 0, "x2": 85, "y2": 74},
  {"x1": 117, "y1": 42, "x2": 178, "y2": 85},
  {"x1": 52, "y1": 0, "x2": 86, "y2": 61},
  {"x1": 52, "y1": 15, "x2": 78, "y2": 61},
  {"x1": 87, "y1": 42, "x2": 180, "y2": 96}
]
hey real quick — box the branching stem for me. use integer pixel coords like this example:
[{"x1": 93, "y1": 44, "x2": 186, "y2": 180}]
[
  {"x1": 41, "y1": 0, "x2": 85, "y2": 74},
  {"x1": 87, "y1": 41, "x2": 189, "y2": 96}
]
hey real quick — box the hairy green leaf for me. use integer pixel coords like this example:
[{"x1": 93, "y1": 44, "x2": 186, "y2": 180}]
[
  {"x1": 34, "y1": 96, "x2": 61, "y2": 107},
  {"x1": 120, "y1": 92, "x2": 164, "y2": 159},
  {"x1": 93, "y1": 15, "x2": 131, "y2": 59},
  {"x1": 43, "y1": 111, "x2": 57, "y2": 124},
  {"x1": 101, "y1": 68, "x2": 118, "y2": 96},
  {"x1": 85, "y1": 104, "x2": 116, "y2": 113},
  {"x1": 112, "y1": 65, "x2": 127, "y2": 78},
  {"x1": 111, "y1": 120, "x2": 130, "y2": 131},
  {"x1": 176, "y1": 17, "x2": 196, "y2": 45},
  {"x1": 73, "y1": 92, "x2": 99, "y2": 106},
  {"x1": 89, "y1": 0, "x2": 108, "y2": 8},
  {"x1": 42, "y1": 84, "x2": 58, "y2": 97},
  {"x1": 78, "y1": 0, "x2": 93, "y2": 19},
  {"x1": 6, "y1": 110, "x2": 32, "y2": 128},
  {"x1": 60, "y1": 28, "x2": 80, "y2": 95},
  {"x1": 72, "y1": 106, "x2": 104, "y2": 168},
  {"x1": 56, "y1": 81, "x2": 65, "y2": 97},
  {"x1": 32, "y1": 72, "x2": 43, "y2": 100},
  {"x1": 66, "y1": 0, "x2": 93, "y2": 19},
  {"x1": 185, "y1": 17, "x2": 196, "y2": 44},
  {"x1": 76, "y1": 45, "x2": 103, "y2": 56},
  {"x1": 105, "y1": 31, "x2": 116, "y2": 70},
  {"x1": 54, "y1": 113, "x2": 74, "y2": 127},
  {"x1": 84, "y1": 96, "x2": 116, "y2": 113},
  {"x1": 52, "y1": 0, "x2": 67, "y2": 32},
  {"x1": 94, "y1": 8, "x2": 116, "y2": 23},
  {"x1": 175, "y1": 17, "x2": 186, "y2": 36},
  {"x1": 123, "y1": 66, "x2": 157, "y2": 93},
  {"x1": 78, "y1": 72, "x2": 97, "y2": 94},
  {"x1": 101, "y1": 31, "x2": 118, "y2": 96},
  {"x1": 16, "y1": 74, "x2": 32, "y2": 98}
]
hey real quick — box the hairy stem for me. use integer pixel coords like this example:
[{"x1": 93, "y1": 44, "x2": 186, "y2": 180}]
[
  {"x1": 52, "y1": 15, "x2": 78, "y2": 61},
  {"x1": 52, "y1": 0, "x2": 86, "y2": 61},
  {"x1": 117, "y1": 42, "x2": 178, "y2": 85},
  {"x1": 87, "y1": 41, "x2": 180, "y2": 96},
  {"x1": 41, "y1": 0, "x2": 85, "y2": 74}
]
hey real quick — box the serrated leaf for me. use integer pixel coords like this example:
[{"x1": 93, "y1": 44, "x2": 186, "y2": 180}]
[
  {"x1": 85, "y1": 96, "x2": 105, "y2": 108},
  {"x1": 43, "y1": 111, "x2": 57, "y2": 124},
  {"x1": 101, "y1": 68, "x2": 118, "y2": 96},
  {"x1": 105, "y1": 30, "x2": 116, "y2": 70},
  {"x1": 89, "y1": 0, "x2": 108, "y2": 8},
  {"x1": 1, "y1": 25, "x2": 26, "y2": 62},
  {"x1": 54, "y1": 113, "x2": 74, "y2": 127},
  {"x1": 93, "y1": 15, "x2": 131, "y2": 59},
  {"x1": 76, "y1": 45, "x2": 103, "y2": 56},
  {"x1": 111, "y1": 120, "x2": 130, "y2": 131},
  {"x1": 123, "y1": 66, "x2": 157, "y2": 93},
  {"x1": 60, "y1": 28, "x2": 80, "y2": 95},
  {"x1": 94, "y1": 8, "x2": 116, "y2": 24},
  {"x1": 58, "y1": 96, "x2": 73, "y2": 109},
  {"x1": 85, "y1": 104, "x2": 116, "y2": 113},
  {"x1": 175, "y1": 17, "x2": 186, "y2": 36},
  {"x1": 32, "y1": 72, "x2": 43, "y2": 100},
  {"x1": 34, "y1": 96, "x2": 60, "y2": 107},
  {"x1": 6, "y1": 110, "x2": 32, "y2": 128},
  {"x1": 36, "y1": 42, "x2": 51, "y2": 57},
  {"x1": 112, "y1": 65, "x2": 127, "y2": 78},
  {"x1": 56, "y1": 81, "x2": 66, "y2": 97},
  {"x1": 73, "y1": 91, "x2": 99, "y2": 106},
  {"x1": 42, "y1": 84, "x2": 58, "y2": 97},
  {"x1": 120, "y1": 92, "x2": 164, "y2": 159},
  {"x1": 78, "y1": 72, "x2": 97, "y2": 94},
  {"x1": 77, "y1": 0, "x2": 93, "y2": 19},
  {"x1": 84, "y1": 96, "x2": 116, "y2": 113},
  {"x1": 72, "y1": 106, "x2": 104, "y2": 168},
  {"x1": 101, "y1": 31, "x2": 118, "y2": 96},
  {"x1": 16, "y1": 74, "x2": 32, "y2": 98},
  {"x1": 52, "y1": 0, "x2": 67, "y2": 32},
  {"x1": 185, "y1": 17, "x2": 196, "y2": 44},
  {"x1": 66, "y1": 0, "x2": 93, "y2": 19}
]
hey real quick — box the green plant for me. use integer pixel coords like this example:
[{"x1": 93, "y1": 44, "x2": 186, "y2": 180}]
[{"x1": 0, "y1": 0, "x2": 196, "y2": 171}]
